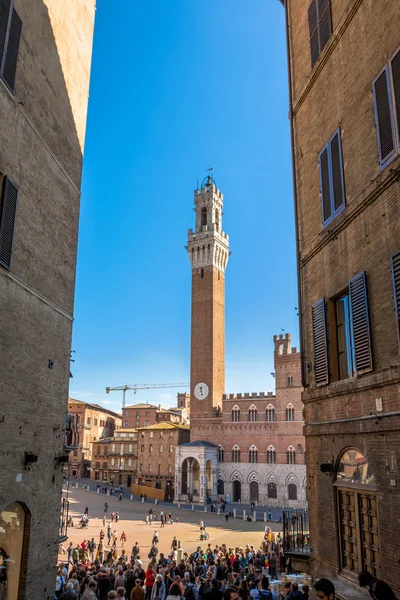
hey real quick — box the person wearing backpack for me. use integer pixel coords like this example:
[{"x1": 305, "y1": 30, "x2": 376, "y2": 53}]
[{"x1": 183, "y1": 576, "x2": 198, "y2": 600}]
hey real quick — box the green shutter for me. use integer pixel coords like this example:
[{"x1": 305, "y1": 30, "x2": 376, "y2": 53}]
[
  {"x1": 349, "y1": 272, "x2": 373, "y2": 374},
  {"x1": 312, "y1": 298, "x2": 329, "y2": 385}
]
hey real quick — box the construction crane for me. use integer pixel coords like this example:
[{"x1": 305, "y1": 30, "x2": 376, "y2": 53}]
[{"x1": 105, "y1": 383, "x2": 189, "y2": 409}]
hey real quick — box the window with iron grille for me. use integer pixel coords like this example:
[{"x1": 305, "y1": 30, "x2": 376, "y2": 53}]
[
  {"x1": 373, "y1": 47, "x2": 400, "y2": 169},
  {"x1": 319, "y1": 129, "x2": 345, "y2": 226},
  {"x1": 288, "y1": 483, "x2": 297, "y2": 500},
  {"x1": 308, "y1": 0, "x2": 332, "y2": 67},
  {"x1": 0, "y1": 1, "x2": 22, "y2": 93},
  {"x1": 268, "y1": 482, "x2": 277, "y2": 499}
]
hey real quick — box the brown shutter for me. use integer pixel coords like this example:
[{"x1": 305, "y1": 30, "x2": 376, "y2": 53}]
[
  {"x1": 391, "y1": 251, "x2": 400, "y2": 351},
  {"x1": 320, "y1": 147, "x2": 332, "y2": 223},
  {"x1": 2, "y1": 5, "x2": 22, "y2": 92},
  {"x1": 312, "y1": 298, "x2": 329, "y2": 385},
  {"x1": 318, "y1": 0, "x2": 332, "y2": 53},
  {"x1": 0, "y1": 177, "x2": 18, "y2": 268},
  {"x1": 391, "y1": 49, "x2": 400, "y2": 144},
  {"x1": 308, "y1": 0, "x2": 319, "y2": 67},
  {"x1": 373, "y1": 68, "x2": 395, "y2": 165},
  {"x1": 0, "y1": 0, "x2": 10, "y2": 69},
  {"x1": 349, "y1": 272, "x2": 373, "y2": 374},
  {"x1": 330, "y1": 132, "x2": 344, "y2": 211}
]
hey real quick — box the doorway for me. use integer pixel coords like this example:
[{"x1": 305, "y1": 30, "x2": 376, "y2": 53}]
[
  {"x1": 232, "y1": 480, "x2": 241, "y2": 502},
  {"x1": 250, "y1": 481, "x2": 259, "y2": 504}
]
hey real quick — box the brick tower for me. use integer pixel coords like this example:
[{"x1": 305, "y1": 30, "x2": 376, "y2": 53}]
[{"x1": 187, "y1": 175, "x2": 230, "y2": 429}]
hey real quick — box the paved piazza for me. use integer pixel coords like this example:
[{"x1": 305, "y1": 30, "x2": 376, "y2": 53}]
[{"x1": 60, "y1": 488, "x2": 283, "y2": 562}]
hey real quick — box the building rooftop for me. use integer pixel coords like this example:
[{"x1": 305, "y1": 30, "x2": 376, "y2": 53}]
[
  {"x1": 68, "y1": 397, "x2": 122, "y2": 419},
  {"x1": 124, "y1": 403, "x2": 159, "y2": 409},
  {"x1": 137, "y1": 422, "x2": 190, "y2": 431},
  {"x1": 115, "y1": 428, "x2": 138, "y2": 433},
  {"x1": 180, "y1": 440, "x2": 218, "y2": 447}
]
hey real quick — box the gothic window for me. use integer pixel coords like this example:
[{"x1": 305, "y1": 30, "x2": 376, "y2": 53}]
[
  {"x1": 232, "y1": 445, "x2": 241, "y2": 463},
  {"x1": 149, "y1": 444, "x2": 153, "y2": 453},
  {"x1": 287, "y1": 375, "x2": 293, "y2": 386},
  {"x1": 287, "y1": 447, "x2": 296, "y2": 464},
  {"x1": 232, "y1": 407, "x2": 240, "y2": 422},
  {"x1": 268, "y1": 482, "x2": 277, "y2": 498},
  {"x1": 215, "y1": 209, "x2": 220, "y2": 231},
  {"x1": 201, "y1": 206, "x2": 207, "y2": 227},
  {"x1": 288, "y1": 483, "x2": 297, "y2": 500},
  {"x1": 286, "y1": 404, "x2": 295, "y2": 421},
  {"x1": 248, "y1": 406, "x2": 257, "y2": 422},
  {"x1": 267, "y1": 446, "x2": 276, "y2": 464},
  {"x1": 218, "y1": 446, "x2": 224, "y2": 462},
  {"x1": 266, "y1": 405, "x2": 275, "y2": 422},
  {"x1": 249, "y1": 446, "x2": 258, "y2": 463}
]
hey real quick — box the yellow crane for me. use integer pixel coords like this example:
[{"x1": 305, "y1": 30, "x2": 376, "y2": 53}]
[{"x1": 105, "y1": 382, "x2": 189, "y2": 409}]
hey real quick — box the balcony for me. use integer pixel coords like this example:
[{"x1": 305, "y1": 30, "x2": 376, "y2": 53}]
[
  {"x1": 64, "y1": 413, "x2": 81, "y2": 450},
  {"x1": 59, "y1": 498, "x2": 69, "y2": 542}
]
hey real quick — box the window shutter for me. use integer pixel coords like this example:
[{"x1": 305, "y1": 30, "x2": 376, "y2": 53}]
[
  {"x1": 349, "y1": 272, "x2": 373, "y2": 374},
  {"x1": 308, "y1": 0, "x2": 319, "y2": 67},
  {"x1": 312, "y1": 298, "x2": 329, "y2": 385},
  {"x1": 0, "y1": 177, "x2": 18, "y2": 268},
  {"x1": 0, "y1": 0, "x2": 10, "y2": 69},
  {"x1": 330, "y1": 132, "x2": 344, "y2": 211},
  {"x1": 2, "y1": 5, "x2": 21, "y2": 92},
  {"x1": 320, "y1": 147, "x2": 332, "y2": 223},
  {"x1": 391, "y1": 49, "x2": 400, "y2": 144},
  {"x1": 391, "y1": 251, "x2": 400, "y2": 351},
  {"x1": 318, "y1": 0, "x2": 332, "y2": 53},
  {"x1": 373, "y1": 68, "x2": 395, "y2": 165}
]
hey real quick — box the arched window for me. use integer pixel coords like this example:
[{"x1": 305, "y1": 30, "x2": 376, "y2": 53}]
[
  {"x1": 232, "y1": 406, "x2": 240, "y2": 422},
  {"x1": 287, "y1": 375, "x2": 293, "y2": 386},
  {"x1": 267, "y1": 446, "x2": 276, "y2": 464},
  {"x1": 215, "y1": 209, "x2": 220, "y2": 231},
  {"x1": 201, "y1": 206, "x2": 207, "y2": 227},
  {"x1": 266, "y1": 405, "x2": 275, "y2": 422},
  {"x1": 248, "y1": 406, "x2": 257, "y2": 422},
  {"x1": 248, "y1": 446, "x2": 258, "y2": 463},
  {"x1": 286, "y1": 404, "x2": 295, "y2": 421},
  {"x1": 288, "y1": 483, "x2": 297, "y2": 500},
  {"x1": 232, "y1": 445, "x2": 241, "y2": 463},
  {"x1": 218, "y1": 446, "x2": 224, "y2": 462},
  {"x1": 268, "y1": 482, "x2": 277, "y2": 498},
  {"x1": 287, "y1": 447, "x2": 296, "y2": 464}
]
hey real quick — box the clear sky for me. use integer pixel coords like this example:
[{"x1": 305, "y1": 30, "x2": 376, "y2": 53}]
[{"x1": 70, "y1": 0, "x2": 299, "y2": 413}]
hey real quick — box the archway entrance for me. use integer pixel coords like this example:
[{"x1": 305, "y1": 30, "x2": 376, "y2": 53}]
[
  {"x1": 250, "y1": 481, "x2": 259, "y2": 504},
  {"x1": 181, "y1": 458, "x2": 200, "y2": 500},
  {"x1": 0, "y1": 502, "x2": 29, "y2": 599},
  {"x1": 232, "y1": 480, "x2": 241, "y2": 502},
  {"x1": 127, "y1": 475, "x2": 132, "y2": 487}
]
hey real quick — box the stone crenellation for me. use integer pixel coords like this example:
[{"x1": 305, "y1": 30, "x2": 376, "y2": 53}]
[{"x1": 222, "y1": 392, "x2": 275, "y2": 400}]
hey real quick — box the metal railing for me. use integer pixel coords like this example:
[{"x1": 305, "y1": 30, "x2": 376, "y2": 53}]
[{"x1": 282, "y1": 508, "x2": 310, "y2": 554}]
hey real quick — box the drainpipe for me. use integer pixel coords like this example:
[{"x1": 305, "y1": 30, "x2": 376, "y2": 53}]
[{"x1": 283, "y1": 0, "x2": 306, "y2": 388}]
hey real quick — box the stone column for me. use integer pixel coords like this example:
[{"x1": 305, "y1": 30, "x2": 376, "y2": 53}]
[{"x1": 199, "y1": 469, "x2": 207, "y2": 503}]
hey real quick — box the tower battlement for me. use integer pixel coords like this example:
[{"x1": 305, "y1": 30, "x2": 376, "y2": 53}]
[
  {"x1": 222, "y1": 391, "x2": 275, "y2": 400},
  {"x1": 273, "y1": 333, "x2": 298, "y2": 355}
]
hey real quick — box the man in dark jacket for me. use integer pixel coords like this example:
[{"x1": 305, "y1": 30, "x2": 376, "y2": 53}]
[
  {"x1": 60, "y1": 582, "x2": 78, "y2": 600},
  {"x1": 286, "y1": 583, "x2": 303, "y2": 600},
  {"x1": 358, "y1": 571, "x2": 396, "y2": 600}
]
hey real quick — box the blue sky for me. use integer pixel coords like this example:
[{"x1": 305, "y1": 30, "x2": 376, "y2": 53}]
[{"x1": 70, "y1": 0, "x2": 299, "y2": 412}]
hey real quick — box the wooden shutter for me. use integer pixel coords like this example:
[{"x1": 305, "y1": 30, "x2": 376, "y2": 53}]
[
  {"x1": 330, "y1": 131, "x2": 345, "y2": 211},
  {"x1": 0, "y1": 0, "x2": 10, "y2": 69},
  {"x1": 0, "y1": 177, "x2": 18, "y2": 268},
  {"x1": 312, "y1": 298, "x2": 329, "y2": 385},
  {"x1": 373, "y1": 68, "x2": 395, "y2": 165},
  {"x1": 2, "y1": 5, "x2": 22, "y2": 91},
  {"x1": 391, "y1": 250, "x2": 400, "y2": 351},
  {"x1": 349, "y1": 272, "x2": 373, "y2": 374},
  {"x1": 308, "y1": 0, "x2": 319, "y2": 67},
  {"x1": 320, "y1": 147, "x2": 332, "y2": 223},
  {"x1": 391, "y1": 49, "x2": 400, "y2": 144},
  {"x1": 318, "y1": 0, "x2": 332, "y2": 53}
]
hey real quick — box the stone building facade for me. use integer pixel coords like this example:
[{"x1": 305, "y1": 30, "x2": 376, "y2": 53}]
[
  {"x1": 67, "y1": 398, "x2": 122, "y2": 477},
  {"x1": 281, "y1": 0, "x2": 400, "y2": 594},
  {"x1": 0, "y1": 1, "x2": 95, "y2": 597},
  {"x1": 91, "y1": 429, "x2": 138, "y2": 488},
  {"x1": 175, "y1": 178, "x2": 306, "y2": 507},
  {"x1": 138, "y1": 423, "x2": 190, "y2": 500}
]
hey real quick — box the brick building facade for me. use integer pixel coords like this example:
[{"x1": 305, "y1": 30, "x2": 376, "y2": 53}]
[
  {"x1": 137, "y1": 423, "x2": 190, "y2": 500},
  {"x1": 0, "y1": 1, "x2": 95, "y2": 597},
  {"x1": 122, "y1": 403, "x2": 188, "y2": 429},
  {"x1": 91, "y1": 429, "x2": 138, "y2": 487},
  {"x1": 67, "y1": 398, "x2": 122, "y2": 477},
  {"x1": 280, "y1": 0, "x2": 400, "y2": 593},
  {"x1": 175, "y1": 177, "x2": 306, "y2": 506}
]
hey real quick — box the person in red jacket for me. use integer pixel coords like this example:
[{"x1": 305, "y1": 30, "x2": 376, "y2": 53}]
[{"x1": 145, "y1": 566, "x2": 156, "y2": 600}]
